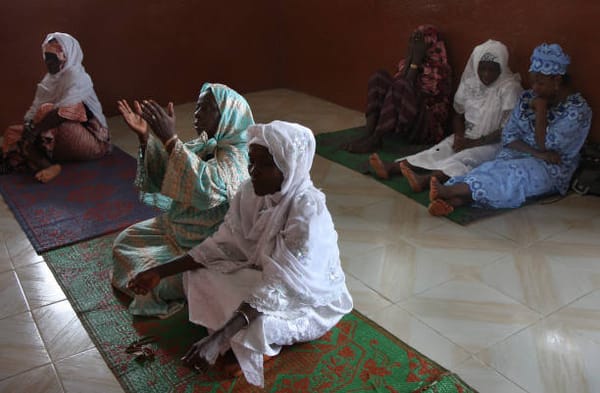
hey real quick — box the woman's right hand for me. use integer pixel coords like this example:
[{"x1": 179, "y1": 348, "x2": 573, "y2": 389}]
[
  {"x1": 117, "y1": 100, "x2": 148, "y2": 143},
  {"x1": 410, "y1": 30, "x2": 427, "y2": 65},
  {"x1": 127, "y1": 269, "x2": 161, "y2": 295},
  {"x1": 140, "y1": 100, "x2": 176, "y2": 144}
]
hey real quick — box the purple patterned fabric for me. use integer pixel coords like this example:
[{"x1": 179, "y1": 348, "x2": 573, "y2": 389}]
[{"x1": 0, "y1": 146, "x2": 158, "y2": 252}]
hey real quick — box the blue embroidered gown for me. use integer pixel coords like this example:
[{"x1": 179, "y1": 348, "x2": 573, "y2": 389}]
[{"x1": 446, "y1": 90, "x2": 592, "y2": 208}]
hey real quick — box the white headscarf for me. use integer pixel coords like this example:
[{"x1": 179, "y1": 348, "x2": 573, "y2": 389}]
[
  {"x1": 244, "y1": 121, "x2": 319, "y2": 264},
  {"x1": 194, "y1": 121, "x2": 345, "y2": 309},
  {"x1": 24, "y1": 32, "x2": 107, "y2": 127},
  {"x1": 453, "y1": 39, "x2": 522, "y2": 139}
]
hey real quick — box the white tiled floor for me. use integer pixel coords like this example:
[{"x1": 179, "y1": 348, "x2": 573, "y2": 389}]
[{"x1": 1, "y1": 89, "x2": 600, "y2": 392}]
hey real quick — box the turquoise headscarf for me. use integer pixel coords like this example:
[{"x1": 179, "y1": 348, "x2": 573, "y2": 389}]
[
  {"x1": 185, "y1": 82, "x2": 254, "y2": 156},
  {"x1": 140, "y1": 82, "x2": 254, "y2": 210}
]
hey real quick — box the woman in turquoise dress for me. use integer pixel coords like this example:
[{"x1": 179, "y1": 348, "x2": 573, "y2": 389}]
[
  {"x1": 112, "y1": 83, "x2": 254, "y2": 317},
  {"x1": 428, "y1": 43, "x2": 592, "y2": 215}
]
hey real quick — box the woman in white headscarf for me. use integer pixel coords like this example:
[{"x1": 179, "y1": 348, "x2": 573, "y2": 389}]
[
  {"x1": 127, "y1": 121, "x2": 353, "y2": 387},
  {"x1": 1, "y1": 32, "x2": 110, "y2": 182},
  {"x1": 368, "y1": 39, "x2": 522, "y2": 192}
]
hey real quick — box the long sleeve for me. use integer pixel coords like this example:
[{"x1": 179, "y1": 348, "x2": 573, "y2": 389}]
[
  {"x1": 246, "y1": 192, "x2": 346, "y2": 318},
  {"x1": 501, "y1": 92, "x2": 530, "y2": 147},
  {"x1": 161, "y1": 139, "x2": 247, "y2": 209}
]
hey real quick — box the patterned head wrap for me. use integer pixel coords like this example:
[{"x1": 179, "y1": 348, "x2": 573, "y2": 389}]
[
  {"x1": 397, "y1": 25, "x2": 451, "y2": 96},
  {"x1": 199, "y1": 83, "x2": 254, "y2": 146},
  {"x1": 529, "y1": 43, "x2": 570, "y2": 75}
]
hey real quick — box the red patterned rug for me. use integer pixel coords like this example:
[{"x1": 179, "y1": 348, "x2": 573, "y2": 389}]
[
  {"x1": 43, "y1": 234, "x2": 478, "y2": 393},
  {"x1": 0, "y1": 146, "x2": 158, "y2": 252}
]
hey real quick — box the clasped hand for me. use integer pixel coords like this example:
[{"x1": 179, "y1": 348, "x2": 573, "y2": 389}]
[
  {"x1": 117, "y1": 99, "x2": 177, "y2": 145},
  {"x1": 140, "y1": 100, "x2": 177, "y2": 144}
]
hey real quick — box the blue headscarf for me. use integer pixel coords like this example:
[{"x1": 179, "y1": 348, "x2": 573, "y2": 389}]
[{"x1": 529, "y1": 43, "x2": 570, "y2": 75}]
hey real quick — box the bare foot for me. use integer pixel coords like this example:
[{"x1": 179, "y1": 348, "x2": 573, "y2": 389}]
[
  {"x1": 428, "y1": 199, "x2": 455, "y2": 216},
  {"x1": 429, "y1": 176, "x2": 441, "y2": 201},
  {"x1": 400, "y1": 162, "x2": 428, "y2": 192},
  {"x1": 368, "y1": 153, "x2": 393, "y2": 179},
  {"x1": 35, "y1": 164, "x2": 61, "y2": 183}
]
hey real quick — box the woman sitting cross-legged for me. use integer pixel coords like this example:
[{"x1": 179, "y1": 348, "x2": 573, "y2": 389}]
[
  {"x1": 112, "y1": 83, "x2": 254, "y2": 318},
  {"x1": 343, "y1": 25, "x2": 452, "y2": 153},
  {"x1": 1, "y1": 32, "x2": 111, "y2": 182},
  {"x1": 428, "y1": 43, "x2": 592, "y2": 216},
  {"x1": 369, "y1": 39, "x2": 522, "y2": 191},
  {"x1": 126, "y1": 121, "x2": 353, "y2": 387}
]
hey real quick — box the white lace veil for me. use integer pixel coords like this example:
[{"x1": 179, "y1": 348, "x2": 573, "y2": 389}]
[
  {"x1": 453, "y1": 39, "x2": 522, "y2": 138},
  {"x1": 25, "y1": 32, "x2": 107, "y2": 127}
]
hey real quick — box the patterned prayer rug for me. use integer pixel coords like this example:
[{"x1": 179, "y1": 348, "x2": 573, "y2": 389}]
[
  {"x1": 0, "y1": 146, "x2": 158, "y2": 252},
  {"x1": 315, "y1": 127, "x2": 514, "y2": 225},
  {"x1": 43, "y1": 234, "x2": 477, "y2": 393}
]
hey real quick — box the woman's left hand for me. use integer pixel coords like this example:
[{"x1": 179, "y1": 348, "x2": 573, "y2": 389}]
[
  {"x1": 140, "y1": 100, "x2": 176, "y2": 144},
  {"x1": 182, "y1": 329, "x2": 230, "y2": 371}
]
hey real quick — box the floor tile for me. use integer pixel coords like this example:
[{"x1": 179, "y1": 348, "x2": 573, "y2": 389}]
[
  {"x1": 55, "y1": 349, "x2": 123, "y2": 393},
  {"x1": 0, "y1": 364, "x2": 63, "y2": 393},
  {"x1": 481, "y1": 251, "x2": 600, "y2": 315},
  {"x1": 399, "y1": 279, "x2": 540, "y2": 353},
  {"x1": 453, "y1": 357, "x2": 528, "y2": 393},
  {"x1": 0, "y1": 312, "x2": 50, "y2": 380},
  {"x1": 344, "y1": 274, "x2": 393, "y2": 316},
  {"x1": 17, "y1": 262, "x2": 66, "y2": 310},
  {"x1": 32, "y1": 300, "x2": 94, "y2": 361},
  {"x1": 5, "y1": 233, "x2": 43, "y2": 268},
  {"x1": 479, "y1": 290, "x2": 600, "y2": 393},
  {"x1": 0, "y1": 270, "x2": 29, "y2": 319},
  {"x1": 369, "y1": 304, "x2": 471, "y2": 369}
]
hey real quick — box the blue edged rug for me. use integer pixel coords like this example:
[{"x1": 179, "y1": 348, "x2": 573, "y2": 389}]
[{"x1": 0, "y1": 146, "x2": 158, "y2": 252}]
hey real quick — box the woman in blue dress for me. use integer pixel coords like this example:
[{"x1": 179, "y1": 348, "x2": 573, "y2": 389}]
[{"x1": 428, "y1": 43, "x2": 592, "y2": 215}]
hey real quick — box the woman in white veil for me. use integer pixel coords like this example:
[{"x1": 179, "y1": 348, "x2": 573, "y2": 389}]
[
  {"x1": 1, "y1": 32, "x2": 110, "y2": 182},
  {"x1": 369, "y1": 39, "x2": 522, "y2": 192},
  {"x1": 127, "y1": 121, "x2": 353, "y2": 387}
]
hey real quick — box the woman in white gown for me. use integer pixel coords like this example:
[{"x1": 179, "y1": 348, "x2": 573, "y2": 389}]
[
  {"x1": 368, "y1": 39, "x2": 522, "y2": 192},
  {"x1": 127, "y1": 120, "x2": 353, "y2": 387}
]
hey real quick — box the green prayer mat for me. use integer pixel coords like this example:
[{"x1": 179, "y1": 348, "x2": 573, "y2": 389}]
[
  {"x1": 315, "y1": 127, "x2": 511, "y2": 225},
  {"x1": 43, "y1": 234, "x2": 477, "y2": 392}
]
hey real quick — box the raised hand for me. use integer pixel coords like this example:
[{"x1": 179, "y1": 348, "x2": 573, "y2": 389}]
[
  {"x1": 117, "y1": 100, "x2": 148, "y2": 142},
  {"x1": 411, "y1": 30, "x2": 427, "y2": 65},
  {"x1": 127, "y1": 269, "x2": 161, "y2": 296},
  {"x1": 140, "y1": 100, "x2": 176, "y2": 144}
]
